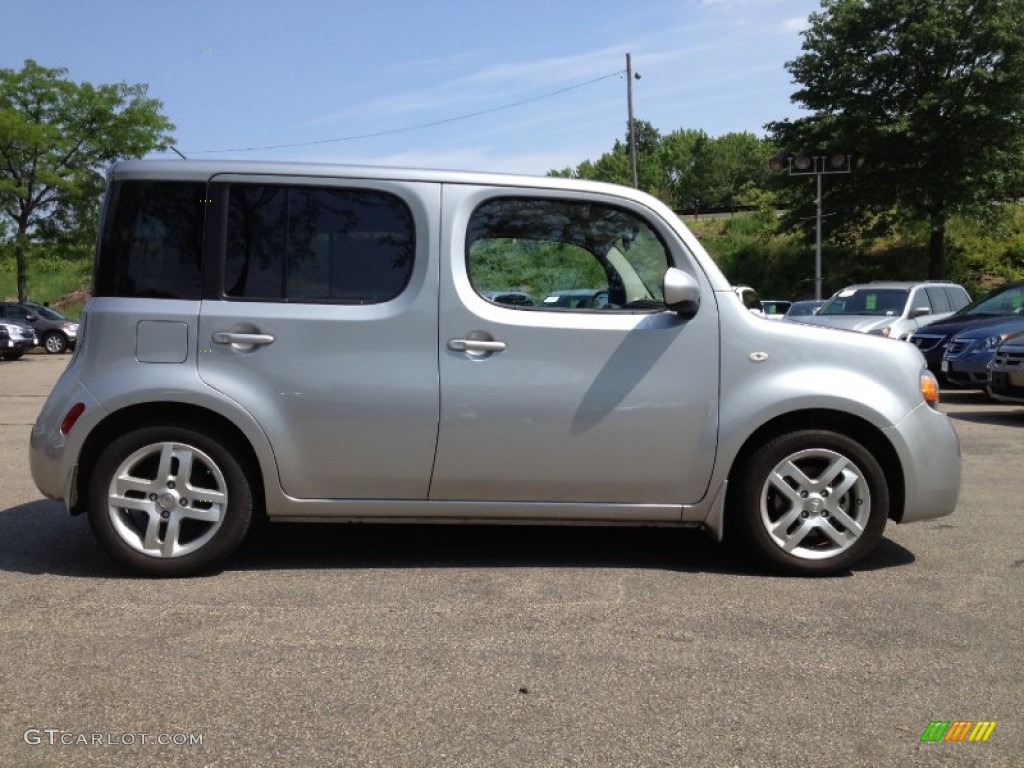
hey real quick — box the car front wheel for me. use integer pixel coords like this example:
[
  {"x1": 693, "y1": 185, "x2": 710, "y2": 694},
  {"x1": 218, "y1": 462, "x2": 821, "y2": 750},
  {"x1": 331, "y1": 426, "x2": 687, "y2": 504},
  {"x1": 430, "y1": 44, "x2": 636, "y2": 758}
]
[
  {"x1": 729, "y1": 430, "x2": 889, "y2": 576},
  {"x1": 43, "y1": 331, "x2": 67, "y2": 354},
  {"x1": 87, "y1": 426, "x2": 254, "y2": 577}
]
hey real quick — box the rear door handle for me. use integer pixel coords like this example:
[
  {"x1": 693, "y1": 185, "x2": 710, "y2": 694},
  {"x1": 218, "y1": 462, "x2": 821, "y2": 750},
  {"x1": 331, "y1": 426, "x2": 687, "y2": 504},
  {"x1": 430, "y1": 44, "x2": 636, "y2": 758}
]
[{"x1": 212, "y1": 331, "x2": 275, "y2": 346}]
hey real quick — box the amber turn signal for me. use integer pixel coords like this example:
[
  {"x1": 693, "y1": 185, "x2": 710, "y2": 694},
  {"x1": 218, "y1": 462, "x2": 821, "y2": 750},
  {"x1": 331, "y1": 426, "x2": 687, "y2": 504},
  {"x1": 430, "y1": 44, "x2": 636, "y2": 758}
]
[{"x1": 920, "y1": 371, "x2": 940, "y2": 407}]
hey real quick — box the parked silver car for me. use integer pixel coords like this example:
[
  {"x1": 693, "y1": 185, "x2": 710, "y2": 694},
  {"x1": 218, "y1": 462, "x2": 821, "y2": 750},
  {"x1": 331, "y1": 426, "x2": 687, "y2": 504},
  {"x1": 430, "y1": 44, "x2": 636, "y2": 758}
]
[
  {"x1": 30, "y1": 160, "x2": 961, "y2": 577},
  {"x1": 988, "y1": 331, "x2": 1024, "y2": 404},
  {"x1": 798, "y1": 281, "x2": 971, "y2": 339}
]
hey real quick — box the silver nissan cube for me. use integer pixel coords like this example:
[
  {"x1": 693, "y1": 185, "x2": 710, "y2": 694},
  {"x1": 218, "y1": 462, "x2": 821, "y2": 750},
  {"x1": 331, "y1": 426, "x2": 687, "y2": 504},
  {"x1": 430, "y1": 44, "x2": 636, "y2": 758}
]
[{"x1": 30, "y1": 159, "x2": 961, "y2": 577}]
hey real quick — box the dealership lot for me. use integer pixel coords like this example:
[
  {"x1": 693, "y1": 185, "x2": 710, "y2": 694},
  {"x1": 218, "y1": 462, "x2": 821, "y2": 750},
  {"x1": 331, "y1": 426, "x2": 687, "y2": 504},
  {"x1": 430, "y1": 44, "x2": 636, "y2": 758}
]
[{"x1": 1, "y1": 353, "x2": 1021, "y2": 767}]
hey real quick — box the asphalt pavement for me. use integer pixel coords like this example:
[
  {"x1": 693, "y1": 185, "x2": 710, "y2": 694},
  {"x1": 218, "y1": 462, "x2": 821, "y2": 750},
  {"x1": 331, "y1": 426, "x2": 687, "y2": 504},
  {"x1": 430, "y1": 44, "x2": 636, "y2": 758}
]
[{"x1": 1, "y1": 352, "x2": 1021, "y2": 767}]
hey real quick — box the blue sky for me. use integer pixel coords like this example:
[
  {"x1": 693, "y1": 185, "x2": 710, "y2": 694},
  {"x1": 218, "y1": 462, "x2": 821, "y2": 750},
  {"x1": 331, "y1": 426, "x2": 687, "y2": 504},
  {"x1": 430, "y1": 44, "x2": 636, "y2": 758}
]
[{"x1": 3, "y1": 0, "x2": 818, "y2": 175}]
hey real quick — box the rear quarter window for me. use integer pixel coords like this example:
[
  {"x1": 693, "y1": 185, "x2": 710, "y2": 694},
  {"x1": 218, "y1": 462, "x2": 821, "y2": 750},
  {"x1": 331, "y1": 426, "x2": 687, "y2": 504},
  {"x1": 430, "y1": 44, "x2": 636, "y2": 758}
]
[{"x1": 95, "y1": 181, "x2": 206, "y2": 299}]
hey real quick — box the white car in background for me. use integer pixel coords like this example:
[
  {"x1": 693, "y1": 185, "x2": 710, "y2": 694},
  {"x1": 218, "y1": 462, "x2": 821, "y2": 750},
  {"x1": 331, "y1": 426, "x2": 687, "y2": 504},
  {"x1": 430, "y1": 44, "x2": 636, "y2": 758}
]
[{"x1": 798, "y1": 281, "x2": 971, "y2": 339}]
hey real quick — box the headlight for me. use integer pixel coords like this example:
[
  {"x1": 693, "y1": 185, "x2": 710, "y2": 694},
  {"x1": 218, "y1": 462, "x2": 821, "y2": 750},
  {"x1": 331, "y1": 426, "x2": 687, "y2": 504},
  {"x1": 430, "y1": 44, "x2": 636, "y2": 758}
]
[{"x1": 981, "y1": 333, "x2": 1010, "y2": 351}]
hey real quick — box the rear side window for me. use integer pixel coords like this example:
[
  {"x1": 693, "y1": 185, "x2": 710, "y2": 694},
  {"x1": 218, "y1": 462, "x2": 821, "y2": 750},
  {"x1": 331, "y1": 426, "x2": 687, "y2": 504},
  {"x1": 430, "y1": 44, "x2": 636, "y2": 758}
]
[
  {"x1": 95, "y1": 181, "x2": 205, "y2": 299},
  {"x1": 467, "y1": 197, "x2": 670, "y2": 311},
  {"x1": 224, "y1": 185, "x2": 414, "y2": 303},
  {"x1": 947, "y1": 286, "x2": 971, "y2": 310},
  {"x1": 924, "y1": 286, "x2": 951, "y2": 313}
]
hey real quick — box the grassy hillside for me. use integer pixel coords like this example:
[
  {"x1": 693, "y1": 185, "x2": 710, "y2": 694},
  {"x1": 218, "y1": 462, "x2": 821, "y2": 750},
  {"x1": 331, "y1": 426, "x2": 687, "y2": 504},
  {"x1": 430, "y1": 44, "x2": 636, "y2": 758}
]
[
  {"x1": 0, "y1": 253, "x2": 92, "y2": 319},
  {"x1": 686, "y1": 204, "x2": 1024, "y2": 300}
]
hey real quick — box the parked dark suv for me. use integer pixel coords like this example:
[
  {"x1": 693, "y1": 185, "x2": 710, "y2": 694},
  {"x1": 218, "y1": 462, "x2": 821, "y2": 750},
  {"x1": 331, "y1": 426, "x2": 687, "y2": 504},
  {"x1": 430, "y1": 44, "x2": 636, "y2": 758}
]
[
  {"x1": 909, "y1": 281, "x2": 1024, "y2": 380},
  {"x1": 0, "y1": 320, "x2": 37, "y2": 360},
  {"x1": 0, "y1": 302, "x2": 78, "y2": 354}
]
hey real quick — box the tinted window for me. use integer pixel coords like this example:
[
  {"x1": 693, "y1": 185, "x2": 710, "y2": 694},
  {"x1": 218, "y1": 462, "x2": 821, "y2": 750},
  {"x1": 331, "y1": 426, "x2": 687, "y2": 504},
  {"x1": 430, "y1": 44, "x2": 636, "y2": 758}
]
[
  {"x1": 946, "y1": 286, "x2": 970, "y2": 310},
  {"x1": 467, "y1": 198, "x2": 670, "y2": 311},
  {"x1": 29, "y1": 305, "x2": 65, "y2": 321},
  {"x1": 924, "y1": 287, "x2": 951, "y2": 313},
  {"x1": 4, "y1": 305, "x2": 31, "y2": 321},
  {"x1": 910, "y1": 288, "x2": 933, "y2": 313},
  {"x1": 224, "y1": 185, "x2": 414, "y2": 303},
  {"x1": 95, "y1": 181, "x2": 205, "y2": 299}
]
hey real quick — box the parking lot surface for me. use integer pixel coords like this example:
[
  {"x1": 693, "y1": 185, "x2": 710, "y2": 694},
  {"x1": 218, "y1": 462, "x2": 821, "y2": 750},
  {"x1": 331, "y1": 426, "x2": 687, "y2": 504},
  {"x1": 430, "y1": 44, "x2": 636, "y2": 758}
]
[{"x1": 1, "y1": 352, "x2": 1021, "y2": 767}]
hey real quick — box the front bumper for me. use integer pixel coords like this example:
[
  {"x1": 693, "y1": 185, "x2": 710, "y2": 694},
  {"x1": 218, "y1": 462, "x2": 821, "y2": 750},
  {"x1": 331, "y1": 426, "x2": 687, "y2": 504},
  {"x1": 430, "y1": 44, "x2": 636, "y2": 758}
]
[
  {"x1": 886, "y1": 401, "x2": 961, "y2": 524},
  {"x1": 4, "y1": 338, "x2": 35, "y2": 353},
  {"x1": 989, "y1": 368, "x2": 1024, "y2": 403},
  {"x1": 942, "y1": 355, "x2": 991, "y2": 387}
]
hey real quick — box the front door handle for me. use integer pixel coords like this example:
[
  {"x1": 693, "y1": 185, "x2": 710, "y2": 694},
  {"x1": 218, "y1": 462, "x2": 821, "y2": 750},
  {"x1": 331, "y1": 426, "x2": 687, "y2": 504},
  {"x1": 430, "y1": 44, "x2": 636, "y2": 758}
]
[{"x1": 448, "y1": 338, "x2": 507, "y2": 353}]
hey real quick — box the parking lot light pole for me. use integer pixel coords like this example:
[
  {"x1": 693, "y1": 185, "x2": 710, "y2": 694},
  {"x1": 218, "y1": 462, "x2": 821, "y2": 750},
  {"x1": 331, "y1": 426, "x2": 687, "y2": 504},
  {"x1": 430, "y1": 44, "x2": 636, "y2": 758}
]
[{"x1": 769, "y1": 151, "x2": 853, "y2": 300}]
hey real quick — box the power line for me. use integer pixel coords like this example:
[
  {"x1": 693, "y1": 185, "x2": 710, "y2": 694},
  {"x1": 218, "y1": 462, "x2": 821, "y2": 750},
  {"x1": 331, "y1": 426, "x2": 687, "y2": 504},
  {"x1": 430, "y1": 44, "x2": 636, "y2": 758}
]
[{"x1": 186, "y1": 70, "x2": 625, "y2": 154}]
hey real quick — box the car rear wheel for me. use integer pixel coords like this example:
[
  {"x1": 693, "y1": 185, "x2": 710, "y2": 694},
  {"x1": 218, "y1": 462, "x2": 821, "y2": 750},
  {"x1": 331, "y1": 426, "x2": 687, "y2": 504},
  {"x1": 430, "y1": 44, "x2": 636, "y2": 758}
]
[
  {"x1": 88, "y1": 426, "x2": 254, "y2": 577},
  {"x1": 43, "y1": 331, "x2": 67, "y2": 354},
  {"x1": 728, "y1": 430, "x2": 889, "y2": 576},
  {"x1": 1, "y1": 352, "x2": 23, "y2": 361}
]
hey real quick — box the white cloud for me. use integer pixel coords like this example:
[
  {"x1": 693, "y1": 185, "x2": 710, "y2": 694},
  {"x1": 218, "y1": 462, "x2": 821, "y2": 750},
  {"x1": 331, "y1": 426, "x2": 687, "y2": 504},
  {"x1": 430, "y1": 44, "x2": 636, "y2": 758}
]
[{"x1": 782, "y1": 15, "x2": 811, "y2": 33}]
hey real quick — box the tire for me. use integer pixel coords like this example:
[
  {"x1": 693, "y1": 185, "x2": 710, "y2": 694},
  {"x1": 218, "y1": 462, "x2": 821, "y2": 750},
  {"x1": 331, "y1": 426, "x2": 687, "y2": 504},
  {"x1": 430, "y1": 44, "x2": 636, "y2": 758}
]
[
  {"x1": 1, "y1": 351, "x2": 24, "y2": 361},
  {"x1": 728, "y1": 429, "x2": 889, "y2": 576},
  {"x1": 87, "y1": 425, "x2": 254, "y2": 577},
  {"x1": 43, "y1": 331, "x2": 67, "y2": 354}
]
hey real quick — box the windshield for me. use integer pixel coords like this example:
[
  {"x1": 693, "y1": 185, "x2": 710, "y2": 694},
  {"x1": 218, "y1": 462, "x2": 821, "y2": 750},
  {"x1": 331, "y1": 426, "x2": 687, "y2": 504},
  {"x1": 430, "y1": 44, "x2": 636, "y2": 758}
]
[
  {"x1": 819, "y1": 288, "x2": 908, "y2": 316},
  {"x1": 30, "y1": 305, "x2": 65, "y2": 321},
  {"x1": 960, "y1": 284, "x2": 1024, "y2": 316}
]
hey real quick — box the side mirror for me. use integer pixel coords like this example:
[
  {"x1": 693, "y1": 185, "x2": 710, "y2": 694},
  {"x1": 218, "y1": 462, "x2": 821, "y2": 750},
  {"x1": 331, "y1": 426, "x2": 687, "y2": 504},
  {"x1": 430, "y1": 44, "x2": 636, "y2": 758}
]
[
  {"x1": 25, "y1": 313, "x2": 37, "y2": 322},
  {"x1": 663, "y1": 268, "x2": 701, "y2": 319},
  {"x1": 909, "y1": 306, "x2": 931, "y2": 319}
]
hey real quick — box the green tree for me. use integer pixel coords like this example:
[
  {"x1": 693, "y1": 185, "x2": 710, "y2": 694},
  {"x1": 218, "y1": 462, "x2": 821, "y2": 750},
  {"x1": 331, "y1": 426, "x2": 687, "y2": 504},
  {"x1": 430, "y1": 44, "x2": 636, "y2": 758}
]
[
  {"x1": 700, "y1": 132, "x2": 773, "y2": 210},
  {"x1": 550, "y1": 120, "x2": 665, "y2": 192},
  {"x1": 552, "y1": 122, "x2": 772, "y2": 210},
  {"x1": 0, "y1": 60, "x2": 175, "y2": 301},
  {"x1": 768, "y1": 0, "x2": 1024, "y2": 278},
  {"x1": 659, "y1": 128, "x2": 709, "y2": 210}
]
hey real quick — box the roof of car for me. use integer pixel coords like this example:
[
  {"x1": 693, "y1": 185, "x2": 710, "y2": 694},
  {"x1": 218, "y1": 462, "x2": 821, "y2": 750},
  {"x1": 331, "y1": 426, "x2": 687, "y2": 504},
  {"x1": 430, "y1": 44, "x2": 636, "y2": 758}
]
[
  {"x1": 110, "y1": 159, "x2": 650, "y2": 201},
  {"x1": 840, "y1": 281, "x2": 956, "y2": 290}
]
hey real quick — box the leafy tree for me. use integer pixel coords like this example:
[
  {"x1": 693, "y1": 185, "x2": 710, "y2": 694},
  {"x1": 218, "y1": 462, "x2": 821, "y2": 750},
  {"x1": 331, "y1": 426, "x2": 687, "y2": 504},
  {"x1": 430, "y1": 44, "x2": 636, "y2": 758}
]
[
  {"x1": 768, "y1": 0, "x2": 1024, "y2": 278},
  {"x1": 0, "y1": 60, "x2": 175, "y2": 301},
  {"x1": 559, "y1": 120, "x2": 667, "y2": 192},
  {"x1": 552, "y1": 122, "x2": 773, "y2": 211},
  {"x1": 659, "y1": 128, "x2": 710, "y2": 210},
  {"x1": 700, "y1": 132, "x2": 773, "y2": 210}
]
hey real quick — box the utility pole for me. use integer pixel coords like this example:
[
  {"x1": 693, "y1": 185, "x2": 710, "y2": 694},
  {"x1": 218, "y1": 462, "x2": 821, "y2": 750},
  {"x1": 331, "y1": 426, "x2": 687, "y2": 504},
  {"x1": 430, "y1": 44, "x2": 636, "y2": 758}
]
[{"x1": 626, "y1": 53, "x2": 639, "y2": 189}]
